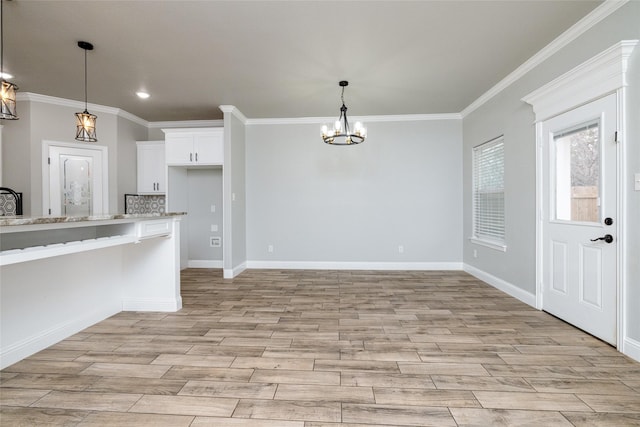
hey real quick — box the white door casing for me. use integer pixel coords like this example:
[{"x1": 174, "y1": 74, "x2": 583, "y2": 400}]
[
  {"x1": 523, "y1": 40, "x2": 637, "y2": 353},
  {"x1": 541, "y1": 94, "x2": 617, "y2": 344},
  {"x1": 43, "y1": 141, "x2": 109, "y2": 216}
]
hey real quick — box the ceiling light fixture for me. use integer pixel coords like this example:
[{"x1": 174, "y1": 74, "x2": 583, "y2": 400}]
[
  {"x1": 321, "y1": 81, "x2": 366, "y2": 145},
  {"x1": 0, "y1": 0, "x2": 18, "y2": 120},
  {"x1": 136, "y1": 91, "x2": 150, "y2": 99},
  {"x1": 75, "y1": 41, "x2": 97, "y2": 142}
]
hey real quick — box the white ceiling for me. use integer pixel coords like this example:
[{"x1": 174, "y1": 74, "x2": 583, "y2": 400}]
[{"x1": 4, "y1": 0, "x2": 602, "y2": 122}]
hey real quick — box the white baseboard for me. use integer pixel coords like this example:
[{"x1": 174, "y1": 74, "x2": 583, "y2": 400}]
[
  {"x1": 623, "y1": 337, "x2": 640, "y2": 363},
  {"x1": 122, "y1": 297, "x2": 182, "y2": 312},
  {"x1": 463, "y1": 263, "x2": 536, "y2": 307},
  {"x1": 246, "y1": 261, "x2": 463, "y2": 271},
  {"x1": 0, "y1": 305, "x2": 119, "y2": 370},
  {"x1": 224, "y1": 262, "x2": 247, "y2": 279},
  {"x1": 188, "y1": 260, "x2": 223, "y2": 268}
]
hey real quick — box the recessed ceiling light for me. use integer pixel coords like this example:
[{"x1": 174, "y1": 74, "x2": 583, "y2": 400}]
[
  {"x1": 136, "y1": 91, "x2": 150, "y2": 99},
  {"x1": 0, "y1": 72, "x2": 14, "y2": 79}
]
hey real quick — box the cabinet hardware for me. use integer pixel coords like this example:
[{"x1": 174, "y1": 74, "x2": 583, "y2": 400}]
[{"x1": 195, "y1": 152, "x2": 198, "y2": 162}]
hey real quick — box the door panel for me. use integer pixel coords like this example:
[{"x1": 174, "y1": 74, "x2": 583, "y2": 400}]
[
  {"x1": 541, "y1": 93, "x2": 617, "y2": 344},
  {"x1": 48, "y1": 145, "x2": 106, "y2": 216}
]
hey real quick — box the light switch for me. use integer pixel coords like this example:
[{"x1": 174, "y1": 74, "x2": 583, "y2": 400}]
[
  {"x1": 635, "y1": 173, "x2": 640, "y2": 191},
  {"x1": 211, "y1": 224, "x2": 218, "y2": 232}
]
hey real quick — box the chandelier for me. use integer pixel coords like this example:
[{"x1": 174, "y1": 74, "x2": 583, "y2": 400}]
[
  {"x1": 75, "y1": 41, "x2": 97, "y2": 142},
  {"x1": 321, "y1": 81, "x2": 366, "y2": 145},
  {"x1": 0, "y1": 0, "x2": 18, "y2": 120}
]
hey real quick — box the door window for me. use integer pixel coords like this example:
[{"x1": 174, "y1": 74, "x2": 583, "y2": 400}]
[{"x1": 553, "y1": 120, "x2": 600, "y2": 223}]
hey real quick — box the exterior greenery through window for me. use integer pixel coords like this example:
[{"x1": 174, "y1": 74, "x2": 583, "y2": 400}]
[{"x1": 473, "y1": 136, "x2": 505, "y2": 247}]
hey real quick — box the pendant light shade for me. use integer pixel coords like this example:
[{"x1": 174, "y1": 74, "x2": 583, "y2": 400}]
[
  {"x1": 75, "y1": 41, "x2": 97, "y2": 142},
  {"x1": 0, "y1": 0, "x2": 18, "y2": 120},
  {"x1": 321, "y1": 81, "x2": 366, "y2": 145}
]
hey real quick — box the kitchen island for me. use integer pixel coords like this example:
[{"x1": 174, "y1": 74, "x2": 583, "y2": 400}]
[{"x1": 0, "y1": 213, "x2": 184, "y2": 369}]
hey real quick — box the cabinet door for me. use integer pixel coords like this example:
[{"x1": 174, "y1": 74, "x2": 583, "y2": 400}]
[
  {"x1": 137, "y1": 143, "x2": 165, "y2": 194},
  {"x1": 194, "y1": 130, "x2": 224, "y2": 164},
  {"x1": 165, "y1": 134, "x2": 194, "y2": 165}
]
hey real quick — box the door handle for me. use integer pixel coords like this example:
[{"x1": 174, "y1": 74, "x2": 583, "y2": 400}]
[{"x1": 590, "y1": 234, "x2": 613, "y2": 243}]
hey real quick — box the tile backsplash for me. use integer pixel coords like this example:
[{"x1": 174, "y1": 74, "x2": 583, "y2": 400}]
[{"x1": 125, "y1": 194, "x2": 166, "y2": 214}]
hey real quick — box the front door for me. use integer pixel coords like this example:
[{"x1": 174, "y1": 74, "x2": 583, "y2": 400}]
[{"x1": 541, "y1": 93, "x2": 618, "y2": 345}]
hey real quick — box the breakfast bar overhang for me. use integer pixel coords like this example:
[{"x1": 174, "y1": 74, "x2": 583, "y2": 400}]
[{"x1": 0, "y1": 213, "x2": 184, "y2": 369}]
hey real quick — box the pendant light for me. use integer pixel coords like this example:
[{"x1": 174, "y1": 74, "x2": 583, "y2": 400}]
[
  {"x1": 321, "y1": 81, "x2": 366, "y2": 145},
  {"x1": 0, "y1": 0, "x2": 18, "y2": 120},
  {"x1": 75, "y1": 41, "x2": 97, "y2": 142}
]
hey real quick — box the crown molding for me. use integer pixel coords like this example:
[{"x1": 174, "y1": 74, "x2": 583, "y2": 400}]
[
  {"x1": 246, "y1": 113, "x2": 461, "y2": 126},
  {"x1": 148, "y1": 119, "x2": 223, "y2": 129},
  {"x1": 17, "y1": 92, "x2": 149, "y2": 127},
  {"x1": 523, "y1": 40, "x2": 637, "y2": 122},
  {"x1": 461, "y1": 0, "x2": 629, "y2": 118},
  {"x1": 219, "y1": 105, "x2": 248, "y2": 124}
]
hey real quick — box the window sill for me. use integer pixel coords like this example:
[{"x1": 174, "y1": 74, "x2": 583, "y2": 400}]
[{"x1": 469, "y1": 237, "x2": 507, "y2": 252}]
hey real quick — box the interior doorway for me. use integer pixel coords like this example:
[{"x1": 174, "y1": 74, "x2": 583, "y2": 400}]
[{"x1": 43, "y1": 141, "x2": 109, "y2": 216}]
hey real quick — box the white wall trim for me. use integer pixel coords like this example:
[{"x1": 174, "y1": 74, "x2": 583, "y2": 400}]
[
  {"x1": 148, "y1": 119, "x2": 223, "y2": 129},
  {"x1": 463, "y1": 263, "x2": 537, "y2": 307},
  {"x1": 461, "y1": 0, "x2": 630, "y2": 118},
  {"x1": 623, "y1": 337, "x2": 640, "y2": 363},
  {"x1": 219, "y1": 105, "x2": 248, "y2": 124},
  {"x1": 17, "y1": 92, "x2": 148, "y2": 127},
  {"x1": 523, "y1": 40, "x2": 638, "y2": 122},
  {"x1": 246, "y1": 113, "x2": 461, "y2": 126},
  {"x1": 223, "y1": 262, "x2": 247, "y2": 279},
  {"x1": 0, "y1": 305, "x2": 118, "y2": 370},
  {"x1": 188, "y1": 260, "x2": 223, "y2": 268},
  {"x1": 121, "y1": 297, "x2": 182, "y2": 312},
  {"x1": 247, "y1": 261, "x2": 463, "y2": 271}
]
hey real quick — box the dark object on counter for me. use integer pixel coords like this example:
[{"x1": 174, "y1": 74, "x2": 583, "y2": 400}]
[{"x1": 0, "y1": 187, "x2": 23, "y2": 216}]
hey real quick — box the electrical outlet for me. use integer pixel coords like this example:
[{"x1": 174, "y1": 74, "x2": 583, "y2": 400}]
[
  {"x1": 210, "y1": 236, "x2": 221, "y2": 247},
  {"x1": 268, "y1": 245, "x2": 274, "y2": 253},
  {"x1": 210, "y1": 204, "x2": 216, "y2": 213},
  {"x1": 210, "y1": 224, "x2": 218, "y2": 232},
  {"x1": 473, "y1": 249, "x2": 478, "y2": 258},
  {"x1": 398, "y1": 245, "x2": 404, "y2": 254}
]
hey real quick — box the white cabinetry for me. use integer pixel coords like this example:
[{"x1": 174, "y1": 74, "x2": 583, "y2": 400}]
[
  {"x1": 136, "y1": 141, "x2": 165, "y2": 194},
  {"x1": 164, "y1": 128, "x2": 224, "y2": 166}
]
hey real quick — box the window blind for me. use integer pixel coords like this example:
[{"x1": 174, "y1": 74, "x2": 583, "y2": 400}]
[{"x1": 473, "y1": 137, "x2": 505, "y2": 243}]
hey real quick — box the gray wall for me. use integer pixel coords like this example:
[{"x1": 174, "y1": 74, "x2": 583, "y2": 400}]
[
  {"x1": 117, "y1": 116, "x2": 148, "y2": 212},
  {"x1": 1, "y1": 98, "x2": 146, "y2": 215},
  {"x1": 462, "y1": 2, "x2": 640, "y2": 337},
  {"x1": 246, "y1": 119, "x2": 463, "y2": 263},
  {"x1": 625, "y1": 35, "x2": 640, "y2": 340},
  {"x1": 187, "y1": 168, "x2": 223, "y2": 262}
]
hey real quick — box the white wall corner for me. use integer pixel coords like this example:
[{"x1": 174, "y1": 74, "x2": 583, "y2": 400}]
[
  {"x1": 219, "y1": 105, "x2": 248, "y2": 124},
  {"x1": 463, "y1": 263, "x2": 537, "y2": 308},
  {"x1": 223, "y1": 261, "x2": 247, "y2": 279},
  {"x1": 623, "y1": 337, "x2": 640, "y2": 363}
]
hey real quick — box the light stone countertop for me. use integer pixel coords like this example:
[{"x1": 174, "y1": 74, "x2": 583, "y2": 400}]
[{"x1": 0, "y1": 212, "x2": 186, "y2": 227}]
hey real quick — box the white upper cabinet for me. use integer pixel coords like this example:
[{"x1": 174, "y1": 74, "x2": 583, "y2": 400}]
[
  {"x1": 137, "y1": 141, "x2": 166, "y2": 194},
  {"x1": 163, "y1": 128, "x2": 224, "y2": 166}
]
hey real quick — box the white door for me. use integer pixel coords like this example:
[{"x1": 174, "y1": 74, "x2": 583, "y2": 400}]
[
  {"x1": 541, "y1": 93, "x2": 617, "y2": 344},
  {"x1": 47, "y1": 144, "x2": 107, "y2": 216}
]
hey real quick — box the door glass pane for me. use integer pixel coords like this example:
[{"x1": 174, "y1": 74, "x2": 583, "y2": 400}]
[
  {"x1": 61, "y1": 155, "x2": 93, "y2": 216},
  {"x1": 554, "y1": 121, "x2": 600, "y2": 222}
]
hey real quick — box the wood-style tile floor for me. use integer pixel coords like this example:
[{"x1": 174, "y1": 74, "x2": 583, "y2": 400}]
[{"x1": 2, "y1": 269, "x2": 640, "y2": 426}]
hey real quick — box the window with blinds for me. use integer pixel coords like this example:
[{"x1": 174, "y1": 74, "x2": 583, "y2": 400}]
[{"x1": 472, "y1": 136, "x2": 505, "y2": 247}]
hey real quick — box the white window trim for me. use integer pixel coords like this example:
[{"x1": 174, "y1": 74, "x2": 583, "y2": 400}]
[{"x1": 471, "y1": 135, "x2": 506, "y2": 251}]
